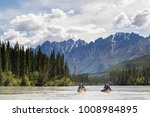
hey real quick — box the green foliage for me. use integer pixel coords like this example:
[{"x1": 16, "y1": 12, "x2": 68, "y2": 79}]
[
  {"x1": 0, "y1": 73, "x2": 4, "y2": 86},
  {"x1": 29, "y1": 71, "x2": 39, "y2": 86},
  {"x1": 46, "y1": 77, "x2": 74, "y2": 86},
  {"x1": 135, "y1": 76, "x2": 145, "y2": 85},
  {"x1": 110, "y1": 65, "x2": 150, "y2": 85},
  {"x1": 73, "y1": 72, "x2": 110, "y2": 85},
  {"x1": 0, "y1": 41, "x2": 71, "y2": 86},
  {"x1": 1, "y1": 71, "x2": 15, "y2": 86},
  {"x1": 62, "y1": 78, "x2": 74, "y2": 86},
  {"x1": 108, "y1": 55, "x2": 150, "y2": 72},
  {"x1": 21, "y1": 75, "x2": 31, "y2": 86},
  {"x1": 46, "y1": 81, "x2": 54, "y2": 86},
  {"x1": 12, "y1": 78, "x2": 21, "y2": 86}
]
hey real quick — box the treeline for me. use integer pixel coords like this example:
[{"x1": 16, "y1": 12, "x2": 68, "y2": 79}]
[
  {"x1": 73, "y1": 74, "x2": 89, "y2": 85},
  {"x1": 74, "y1": 73, "x2": 110, "y2": 85},
  {"x1": 109, "y1": 66, "x2": 150, "y2": 85},
  {"x1": 0, "y1": 41, "x2": 73, "y2": 86}
]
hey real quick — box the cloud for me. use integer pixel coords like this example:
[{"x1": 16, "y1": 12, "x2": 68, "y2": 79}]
[
  {"x1": 10, "y1": 13, "x2": 46, "y2": 31},
  {"x1": 118, "y1": 0, "x2": 136, "y2": 6},
  {"x1": 114, "y1": 12, "x2": 130, "y2": 28},
  {"x1": 67, "y1": 24, "x2": 105, "y2": 34},
  {"x1": 4, "y1": 9, "x2": 72, "y2": 47},
  {"x1": 9, "y1": 9, "x2": 67, "y2": 32},
  {"x1": 66, "y1": 24, "x2": 105, "y2": 41},
  {"x1": 2, "y1": 29, "x2": 30, "y2": 46},
  {"x1": 46, "y1": 24, "x2": 71, "y2": 39},
  {"x1": 131, "y1": 8, "x2": 150, "y2": 27},
  {"x1": 67, "y1": 10, "x2": 75, "y2": 15},
  {"x1": 2, "y1": 0, "x2": 150, "y2": 47},
  {"x1": 67, "y1": 26, "x2": 87, "y2": 33},
  {"x1": 1, "y1": 7, "x2": 107, "y2": 47},
  {"x1": 50, "y1": 9, "x2": 67, "y2": 19},
  {"x1": 114, "y1": 8, "x2": 150, "y2": 29}
]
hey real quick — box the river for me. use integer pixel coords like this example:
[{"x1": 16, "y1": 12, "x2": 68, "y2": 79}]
[{"x1": 0, "y1": 86, "x2": 150, "y2": 100}]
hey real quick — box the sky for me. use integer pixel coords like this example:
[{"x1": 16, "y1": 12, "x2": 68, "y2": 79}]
[{"x1": 0, "y1": 0, "x2": 150, "y2": 47}]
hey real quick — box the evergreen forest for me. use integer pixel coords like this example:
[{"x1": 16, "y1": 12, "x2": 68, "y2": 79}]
[
  {"x1": 0, "y1": 41, "x2": 73, "y2": 86},
  {"x1": 109, "y1": 66, "x2": 150, "y2": 85}
]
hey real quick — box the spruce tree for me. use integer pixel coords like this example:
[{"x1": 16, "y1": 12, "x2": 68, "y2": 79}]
[
  {"x1": 64, "y1": 62, "x2": 69, "y2": 76},
  {"x1": 37, "y1": 48, "x2": 43, "y2": 72},
  {"x1": 6, "y1": 41, "x2": 11, "y2": 71},
  {"x1": 56, "y1": 52, "x2": 61, "y2": 76},
  {"x1": 0, "y1": 41, "x2": 2, "y2": 72},
  {"x1": 1, "y1": 42, "x2": 6, "y2": 71},
  {"x1": 48, "y1": 50, "x2": 55, "y2": 80},
  {"x1": 20, "y1": 46, "x2": 25, "y2": 77},
  {"x1": 25, "y1": 48, "x2": 30, "y2": 74},
  {"x1": 13, "y1": 42, "x2": 20, "y2": 77}
]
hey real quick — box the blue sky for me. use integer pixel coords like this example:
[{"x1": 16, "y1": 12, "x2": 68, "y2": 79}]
[
  {"x1": 0, "y1": 0, "x2": 20, "y2": 9},
  {"x1": 0, "y1": 0, "x2": 150, "y2": 47}
]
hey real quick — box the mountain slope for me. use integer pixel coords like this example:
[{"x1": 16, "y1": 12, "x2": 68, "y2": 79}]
[
  {"x1": 108, "y1": 55, "x2": 150, "y2": 71},
  {"x1": 35, "y1": 32, "x2": 150, "y2": 74}
]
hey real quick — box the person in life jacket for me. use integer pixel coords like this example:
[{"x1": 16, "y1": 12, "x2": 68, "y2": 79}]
[
  {"x1": 103, "y1": 83, "x2": 111, "y2": 91},
  {"x1": 78, "y1": 84, "x2": 86, "y2": 92}
]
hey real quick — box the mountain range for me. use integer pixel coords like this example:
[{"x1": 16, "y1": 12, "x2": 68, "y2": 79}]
[{"x1": 35, "y1": 32, "x2": 150, "y2": 74}]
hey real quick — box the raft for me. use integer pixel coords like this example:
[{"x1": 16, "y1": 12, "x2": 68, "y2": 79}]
[
  {"x1": 78, "y1": 88, "x2": 86, "y2": 93},
  {"x1": 101, "y1": 89, "x2": 112, "y2": 93}
]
